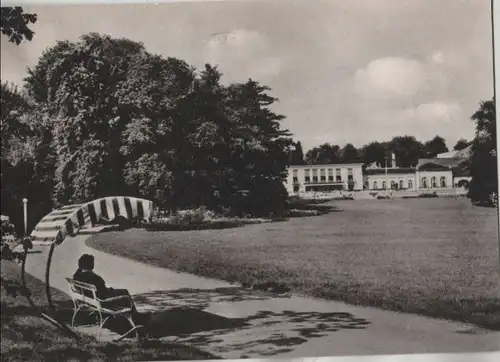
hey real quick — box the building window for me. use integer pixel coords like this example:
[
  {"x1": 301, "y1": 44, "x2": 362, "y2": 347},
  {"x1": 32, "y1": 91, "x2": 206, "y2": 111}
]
[
  {"x1": 320, "y1": 169, "x2": 326, "y2": 182},
  {"x1": 293, "y1": 185, "x2": 300, "y2": 192},
  {"x1": 399, "y1": 180, "x2": 404, "y2": 189},
  {"x1": 328, "y1": 169, "x2": 333, "y2": 181},
  {"x1": 431, "y1": 177, "x2": 437, "y2": 188},
  {"x1": 292, "y1": 169, "x2": 298, "y2": 184},
  {"x1": 373, "y1": 181, "x2": 378, "y2": 189},
  {"x1": 408, "y1": 179, "x2": 413, "y2": 189},
  {"x1": 304, "y1": 169, "x2": 310, "y2": 183},
  {"x1": 382, "y1": 181, "x2": 387, "y2": 189},
  {"x1": 440, "y1": 176, "x2": 446, "y2": 188},
  {"x1": 312, "y1": 169, "x2": 318, "y2": 183},
  {"x1": 421, "y1": 177, "x2": 428, "y2": 188},
  {"x1": 347, "y1": 168, "x2": 353, "y2": 175}
]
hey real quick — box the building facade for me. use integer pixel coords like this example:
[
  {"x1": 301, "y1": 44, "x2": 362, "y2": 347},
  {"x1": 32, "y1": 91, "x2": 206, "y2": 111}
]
[
  {"x1": 284, "y1": 152, "x2": 469, "y2": 195},
  {"x1": 364, "y1": 168, "x2": 418, "y2": 191},
  {"x1": 284, "y1": 163, "x2": 364, "y2": 193}
]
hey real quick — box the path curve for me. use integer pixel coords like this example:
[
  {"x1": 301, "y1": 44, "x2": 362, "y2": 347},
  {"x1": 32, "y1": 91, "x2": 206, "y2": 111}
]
[{"x1": 21, "y1": 228, "x2": 500, "y2": 358}]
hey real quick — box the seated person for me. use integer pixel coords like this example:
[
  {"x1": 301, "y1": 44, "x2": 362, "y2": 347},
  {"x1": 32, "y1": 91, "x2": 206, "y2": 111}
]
[{"x1": 73, "y1": 254, "x2": 149, "y2": 325}]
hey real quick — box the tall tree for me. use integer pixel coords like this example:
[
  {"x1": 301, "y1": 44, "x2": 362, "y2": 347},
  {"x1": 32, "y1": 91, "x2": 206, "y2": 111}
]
[
  {"x1": 290, "y1": 141, "x2": 305, "y2": 164},
  {"x1": 424, "y1": 135, "x2": 448, "y2": 157},
  {"x1": 361, "y1": 141, "x2": 389, "y2": 167},
  {"x1": 340, "y1": 143, "x2": 360, "y2": 163},
  {"x1": 304, "y1": 143, "x2": 341, "y2": 165},
  {"x1": 453, "y1": 138, "x2": 469, "y2": 151},
  {"x1": 24, "y1": 33, "x2": 149, "y2": 205},
  {"x1": 1, "y1": 7, "x2": 37, "y2": 45},
  {"x1": 225, "y1": 79, "x2": 293, "y2": 216},
  {"x1": 467, "y1": 99, "x2": 497, "y2": 206},
  {"x1": 389, "y1": 136, "x2": 425, "y2": 167}
]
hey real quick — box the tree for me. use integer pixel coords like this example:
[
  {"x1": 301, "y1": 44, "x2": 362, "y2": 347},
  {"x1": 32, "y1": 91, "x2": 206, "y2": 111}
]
[
  {"x1": 1, "y1": 83, "x2": 55, "y2": 235},
  {"x1": 361, "y1": 141, "x2": 389, "y2": 167},
  {"x1": 24, "y1": 34, "x2": 149, "y2": 206},
  {"x1": 453, "y1": 138, "x2": 469, "y2": 151},
  {"x1": 424, "y1": 135, "x2": 448, "y2": 157},
  {"x1": 304, "y1": 143, "x2": 341, "y2": 165},
  {"x1": 340, "y1": 143, "x2": 360, "y2": 163},
  {"x1": 1, "y1": 7, "x2": 37, "y2": 45},
  {"x1": 467, "y1": 99, "x2": 497, "y2": 206},
  {"x1": 224, "y1": 79, "x2": 293, "y2": 216},
  {"x1": 290, "y1": 141, "x2": 305, "y2": 165},
  {"x1": 389, "y1": 136, "x2": 425, "y2": 167}
]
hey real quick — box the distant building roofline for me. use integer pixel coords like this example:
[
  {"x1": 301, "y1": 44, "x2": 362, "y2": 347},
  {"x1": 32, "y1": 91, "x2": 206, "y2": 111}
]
[{"x1": 288, "y1": 163, "x2": 365, "y2": 168}]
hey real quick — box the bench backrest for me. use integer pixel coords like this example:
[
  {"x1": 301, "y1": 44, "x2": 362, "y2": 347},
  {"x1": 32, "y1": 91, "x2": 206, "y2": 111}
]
[{"x1": 65, "y1": 277, "x2": 101, "y2": 308}]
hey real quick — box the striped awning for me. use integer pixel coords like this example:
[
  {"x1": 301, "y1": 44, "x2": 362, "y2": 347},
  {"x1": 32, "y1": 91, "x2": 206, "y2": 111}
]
[{"x1": 30, "y1": 197, "x2": 153, "y2": 246}]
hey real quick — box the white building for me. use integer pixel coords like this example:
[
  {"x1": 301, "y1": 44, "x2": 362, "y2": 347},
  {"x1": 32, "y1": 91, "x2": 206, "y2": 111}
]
[
  {"x1": 284, "y1": 153, "x2": 470, "y2": 194},
  {"x1": 284, "y1": 163, "x2": 364, "y2": 193},
  {"x1": 364, "y1": 157, "x2": 454, "y2": 191}
]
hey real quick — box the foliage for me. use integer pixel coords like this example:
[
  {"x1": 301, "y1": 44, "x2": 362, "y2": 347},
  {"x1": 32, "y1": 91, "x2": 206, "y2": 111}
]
[
  {"x1": 423, "y1": 135, "x2": 448, "y2": 157},
  {"x1": 467, "y1": 99, "x2": 497, "y2": 206},
  {"x1": 388, "y1": 136, "x2": 425, "y2": 167},
  {"x1": 306, "y1": 136, "x2": 429, "y2": 168},
  {"x1": 453, "y1": 138, "x2": 469, "y2": 151},
  {"x1": 4, "y1": 33, "x2": 292, "y2": 223},
  {"x1": 0, "y1": 7, "x2": 37, "y2": 45},
  {"x1": 360, "y1": 141, "x2": 388, "y2": 167},
  {"x1": 290, "y1": 141, "x2": 305, "y2": 164},
  {"x1": 340, "y1": 143, "x2": 360, "y2": 163},
  {"x1": 305, "y1": 143, "x2": 341, "y2": 164}
]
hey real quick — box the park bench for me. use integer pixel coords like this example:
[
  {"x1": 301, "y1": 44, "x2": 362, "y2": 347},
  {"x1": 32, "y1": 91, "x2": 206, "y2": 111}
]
[{"x1": 65, "y1": 278, "x2": 144, "y2": 341}]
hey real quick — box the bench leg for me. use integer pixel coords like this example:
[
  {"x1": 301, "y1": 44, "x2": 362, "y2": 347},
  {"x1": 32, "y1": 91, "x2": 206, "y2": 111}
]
[
  {"x1": 71, "y1": 301, "x2": 83, "y2": 328},
  {"x1": 97, "y1": 314, "x2": 112, "y2": 341}
]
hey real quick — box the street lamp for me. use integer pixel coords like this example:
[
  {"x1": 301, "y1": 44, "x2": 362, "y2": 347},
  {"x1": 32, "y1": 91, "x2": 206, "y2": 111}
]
[
  {"x1": 384, "y1": 156, "x2": 389, "y2": 193},
  {"x1": 22, "y1": 198, "x2": 28, "y2": 237}
]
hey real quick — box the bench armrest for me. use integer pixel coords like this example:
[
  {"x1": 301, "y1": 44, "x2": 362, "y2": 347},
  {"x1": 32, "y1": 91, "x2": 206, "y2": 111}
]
[{"x1": 98, "y1": 295, "x2": 131, "y2": 303}]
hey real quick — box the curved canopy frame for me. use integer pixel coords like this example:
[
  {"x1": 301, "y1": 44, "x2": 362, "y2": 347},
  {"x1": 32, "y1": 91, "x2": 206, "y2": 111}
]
[
  {"x1": 22, "y1": 196, "x2": 153, "y2": 330},
  {"x1": 30, "y1": 196, "x2": 153, "y2": 246}
]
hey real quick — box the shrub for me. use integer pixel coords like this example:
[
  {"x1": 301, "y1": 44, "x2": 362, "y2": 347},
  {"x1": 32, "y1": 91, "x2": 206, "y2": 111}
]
[{"x1": 418, "y1": 192, "x2": 439, "y2": 198}]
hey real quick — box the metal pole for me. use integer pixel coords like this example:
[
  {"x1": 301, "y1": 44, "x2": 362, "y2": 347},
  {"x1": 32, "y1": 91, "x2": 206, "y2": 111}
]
[
  {"x1": 385, "y1": 157, "x2": 388, "y2": 193},
  {"x1": 22, "y1": 198, "x2": 28, "y2": 237}
]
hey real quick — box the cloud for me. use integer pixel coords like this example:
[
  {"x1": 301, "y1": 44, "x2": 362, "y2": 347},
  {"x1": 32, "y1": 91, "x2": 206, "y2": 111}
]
[
  {"x1": 431, "y1": 51, "x2": 444, "y2": 64},
  {"x1": 403, "y1": 101, "x2": 462, "y2": 124},
  {"x1": 353, "y1": 57, "x2": 431, "y2": 100},
  {"x1": 203, "y1": 28, "x2": 283, "y2": 83}
]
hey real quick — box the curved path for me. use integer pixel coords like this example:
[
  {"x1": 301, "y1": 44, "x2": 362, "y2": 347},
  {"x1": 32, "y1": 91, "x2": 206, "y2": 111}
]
[{"x1": 21, "y1": 228, "x2": 500, "y2": 358}]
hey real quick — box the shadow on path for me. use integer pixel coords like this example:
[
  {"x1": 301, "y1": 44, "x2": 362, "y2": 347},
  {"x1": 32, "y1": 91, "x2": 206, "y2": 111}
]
[
  {"x1": 136, "y1": 287, "x2": 371, "y2": 356},
  {"x1": 52, "y1": 286, "x2": 371, "y2": 357}
]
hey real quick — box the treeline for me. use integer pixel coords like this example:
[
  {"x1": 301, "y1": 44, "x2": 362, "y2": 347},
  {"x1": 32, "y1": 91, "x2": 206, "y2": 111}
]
[
  {"x1": 291, "y1": 135, "x2": 471, "y2": 168},
  {"x1": 1, "y1": 33, "x2": 294, "y2": 234}
]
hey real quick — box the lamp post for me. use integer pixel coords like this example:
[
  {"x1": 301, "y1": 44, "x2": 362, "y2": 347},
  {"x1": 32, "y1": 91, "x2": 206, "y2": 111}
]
[
  {"x1": 22, "y1": 198, "x2": 28, "y2": 237},
  {"x1": 384, "y1": 156, "x2": 389, "y2": 193}
]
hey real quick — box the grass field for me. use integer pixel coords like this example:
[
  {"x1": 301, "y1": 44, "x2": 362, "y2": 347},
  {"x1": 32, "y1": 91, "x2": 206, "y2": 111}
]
[
  {"x1": 0, "y1": 261, "x2": 217, "y2": 361},
  {"x1": 88, "y1": 197, "x2": 500, "y2": 330}
]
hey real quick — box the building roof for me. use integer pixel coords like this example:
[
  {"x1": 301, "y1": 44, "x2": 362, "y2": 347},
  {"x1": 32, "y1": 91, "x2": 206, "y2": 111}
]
[
  {"x1": 289, "y1": 163, "x2": 365, "y2": 168},
  {"x1": 417, "y1": 157, "x2": 467, "y2": 169},
  {"x1": 436, "y1": 145, "x2": 472, "y2": 159},
  {"x1": 364, "y1": 168, "x2": 416, "y2": 175}
]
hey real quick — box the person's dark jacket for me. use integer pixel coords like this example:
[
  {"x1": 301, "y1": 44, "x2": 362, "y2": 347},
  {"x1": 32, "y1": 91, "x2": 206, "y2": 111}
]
[{"x1": 73, "y1": 269, "x2": 110, "y2": 299}]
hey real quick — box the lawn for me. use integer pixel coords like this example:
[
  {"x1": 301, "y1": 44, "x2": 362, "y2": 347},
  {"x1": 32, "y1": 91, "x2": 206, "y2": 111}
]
[
  {"x1": 88, "y1": 197, "x2": 500, "y2": 330},
  {"x1": 0, "y1": 261, "x2": 218, "y2": 361}
]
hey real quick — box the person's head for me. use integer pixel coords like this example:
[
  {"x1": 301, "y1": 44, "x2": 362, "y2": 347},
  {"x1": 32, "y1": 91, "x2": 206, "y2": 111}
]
[{"x1": 78, "y1": 254, "x2": 95, "y2": 270}]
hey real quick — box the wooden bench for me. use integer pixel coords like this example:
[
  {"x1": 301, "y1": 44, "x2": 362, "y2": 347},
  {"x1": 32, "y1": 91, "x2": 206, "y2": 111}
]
[{"x1": 65, "y1": 278, "x2": 143, "y2": 341}]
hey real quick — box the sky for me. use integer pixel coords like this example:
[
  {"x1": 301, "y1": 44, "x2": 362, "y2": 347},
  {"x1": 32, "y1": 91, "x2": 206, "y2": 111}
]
[{"x1": 1, "y1": 0, "x2": 494, "y2": 152}]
